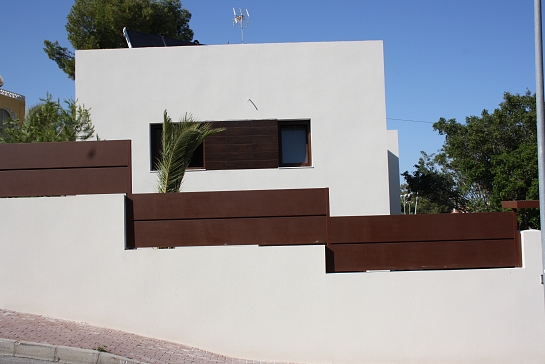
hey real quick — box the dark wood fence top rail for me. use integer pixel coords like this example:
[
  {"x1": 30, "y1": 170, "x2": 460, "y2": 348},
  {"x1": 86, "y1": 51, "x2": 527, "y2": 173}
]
[
  {"x1": 502, "y1": 200, "x2": 540, "y2": 209},
  {"x1": 0, "y1": 140, "x2": 131, "y2": 170},
  {"x1": 330, "y1": 212, "x2": 518, "y2": 244},
  {"x1": 130, "y1": 188, "x2": 329, "y2": 220}
]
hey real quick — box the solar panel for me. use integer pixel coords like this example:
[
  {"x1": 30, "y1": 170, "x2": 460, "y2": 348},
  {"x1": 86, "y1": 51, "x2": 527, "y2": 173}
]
[{"x1": 123, "y1": 28, "x2": 201, "y2": 48}]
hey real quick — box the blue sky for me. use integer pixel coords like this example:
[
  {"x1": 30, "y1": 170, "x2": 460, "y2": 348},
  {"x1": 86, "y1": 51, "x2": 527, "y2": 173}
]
[{"x1": 0, "y1": 0, "x2": 538, "y2": 175}]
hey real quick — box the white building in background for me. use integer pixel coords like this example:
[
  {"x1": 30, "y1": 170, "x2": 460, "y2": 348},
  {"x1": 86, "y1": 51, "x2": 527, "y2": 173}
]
[{"x1": 75, "y1": 40, "x2": 399, "y2": 216}]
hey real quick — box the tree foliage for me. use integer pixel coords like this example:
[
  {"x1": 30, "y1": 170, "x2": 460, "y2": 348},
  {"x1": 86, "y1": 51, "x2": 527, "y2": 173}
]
[
  {"x1": 43, "y1": 40, "x2": 76, "y2": 80},
  {"x1": 402, "y1": 91, "x2": 538, "y2": 225},
  {"x1": 44, "y1": 0, "x2": 193, "y2": 80},
  {"x1": 400, "y1": 162, "x2": 458, "y2": 215},
  {"x1": 156, "y1": 111, "x2": 224, "y2": 193},
  {"x1": 0, "y1": 94, "x2": 95, "y2": 143},
  {"x1": 400, "y1": 183, "x2": 451, "y2": 215}
]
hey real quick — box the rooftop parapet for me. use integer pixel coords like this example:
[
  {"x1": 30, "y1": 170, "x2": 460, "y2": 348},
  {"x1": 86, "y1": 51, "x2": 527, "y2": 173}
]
[{"x1": 0, "y1": 89, "x2": 25, "y2": 101}]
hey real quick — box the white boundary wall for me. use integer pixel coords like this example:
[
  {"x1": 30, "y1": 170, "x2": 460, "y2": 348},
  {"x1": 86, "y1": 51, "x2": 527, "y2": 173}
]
[
  {"x1": 2, "y1": 194, "x2": 545, "y2": 363},
  {"x1": 76, "y1": 41, "x2": 398, "y2": 216}
]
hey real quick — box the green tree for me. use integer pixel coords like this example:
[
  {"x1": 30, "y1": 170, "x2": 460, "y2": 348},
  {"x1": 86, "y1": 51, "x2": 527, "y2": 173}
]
[
  {"x1": 0, "y1": 94, "x2": 95, "y2": 143},
  {"x1": 400, "y1": 182, "x2": 451, "y2": 214},
  {"x1": 402, "y1": 91, "x2": 539, "y2": 225},
  {"x1": 156, "y1": 111, "x2": 224, "y2": 193},
  {"x1": 44, "y1": 0, "x2": 193, "y2": 80},
  {"x1": 402, "y1": 152, "x2": 466, "y2": 212}
]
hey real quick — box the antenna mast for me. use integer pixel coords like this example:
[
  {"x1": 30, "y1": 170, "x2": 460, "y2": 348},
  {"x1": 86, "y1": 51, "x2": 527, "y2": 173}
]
[{"x1": 233, "y1": 8, "x2": 250, "y2": 43}]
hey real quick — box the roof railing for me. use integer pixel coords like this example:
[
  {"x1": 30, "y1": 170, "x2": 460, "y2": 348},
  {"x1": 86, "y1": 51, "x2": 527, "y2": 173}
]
[{"x1": 0, "y1": 89, "x2": 25, "y2": 101}]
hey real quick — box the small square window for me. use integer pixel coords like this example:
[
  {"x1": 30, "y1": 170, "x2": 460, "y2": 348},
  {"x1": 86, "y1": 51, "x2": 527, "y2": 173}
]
[
  {"x1": 150, "y1": 123, "x2": 204, "y2": 171},
  {"x1": 278, "y1": 121, "x2": 311, "y2": 167}
]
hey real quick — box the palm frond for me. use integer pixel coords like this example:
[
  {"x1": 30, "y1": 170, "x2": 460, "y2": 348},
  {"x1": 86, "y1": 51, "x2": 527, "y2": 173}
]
[{"x1": 156, "y1": 110, "x2": 224, "y2": 193}]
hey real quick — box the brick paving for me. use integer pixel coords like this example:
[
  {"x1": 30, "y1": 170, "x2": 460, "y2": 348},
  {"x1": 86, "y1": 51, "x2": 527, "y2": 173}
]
[{"x1": 0, "y1": 309, "x2": 301, "y2": 364}]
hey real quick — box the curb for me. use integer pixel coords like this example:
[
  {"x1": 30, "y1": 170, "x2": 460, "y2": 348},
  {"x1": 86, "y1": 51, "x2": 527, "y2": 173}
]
[{"x1": 0, "y1": 338, "x2": 144, "y2": 364}]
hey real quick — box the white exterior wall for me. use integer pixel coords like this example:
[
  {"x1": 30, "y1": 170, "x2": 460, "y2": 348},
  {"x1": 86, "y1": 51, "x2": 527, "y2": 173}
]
[
  {"x1": 387, "y1": 130, "x2": 400, "y2": 214},
  {"x1": 2, "y1": 194, "x2": 545, "y2": 364},
  {"x1": 76, "y1": 41, "x2": 395, "y2": 216}
]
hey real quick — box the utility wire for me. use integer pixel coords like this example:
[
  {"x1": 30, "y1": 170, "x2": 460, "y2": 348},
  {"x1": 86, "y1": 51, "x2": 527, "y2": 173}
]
[{"x1": 387, "y1": 118, "x2": 434, "y2": 124}]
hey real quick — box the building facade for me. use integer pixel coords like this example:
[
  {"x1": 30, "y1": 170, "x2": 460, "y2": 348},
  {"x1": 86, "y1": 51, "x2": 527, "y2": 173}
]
[{"x1": 76, "y1": 40, "x2": 399, "y2": 216}]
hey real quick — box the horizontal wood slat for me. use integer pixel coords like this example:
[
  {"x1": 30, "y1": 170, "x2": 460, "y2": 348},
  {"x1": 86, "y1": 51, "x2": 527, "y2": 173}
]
[
  {"x1": 0, "y1": 140, "x2": 131, "y2": 170},
  {"x1": 130, "y1": 188, "x2": 329, "y2": 220},
  {"x1": 330, "y1": 212, "x2": 517, "y2": 244},
  {"x1": 134, "y1": 216, "x2": 328, "y2": 247},
  {"x1": 0, "y1": 168, "x2": 131, "y2": 197},
  {"x1": 327, "y1": 239, "x2": 521, "y2": 272}
]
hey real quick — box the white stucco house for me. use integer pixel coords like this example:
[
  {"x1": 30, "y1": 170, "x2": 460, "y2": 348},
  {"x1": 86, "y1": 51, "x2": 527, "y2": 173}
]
[
  {"x1": 5, "y1": 40, "x2": 545, "y2": 364},
  {"x1": 75, "y1": 40, "x2": 399, "y2": 216}
]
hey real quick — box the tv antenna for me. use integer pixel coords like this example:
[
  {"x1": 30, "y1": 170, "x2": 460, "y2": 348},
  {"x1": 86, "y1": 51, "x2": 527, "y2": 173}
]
[{"x1": 233, "y1": 8, "x2": 249, "y2": 43}]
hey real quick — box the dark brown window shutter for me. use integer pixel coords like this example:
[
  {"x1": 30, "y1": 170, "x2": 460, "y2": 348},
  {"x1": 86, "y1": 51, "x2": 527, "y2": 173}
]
[{"x1": 205, "y1": 120, "x2": 279, "y2": 170}]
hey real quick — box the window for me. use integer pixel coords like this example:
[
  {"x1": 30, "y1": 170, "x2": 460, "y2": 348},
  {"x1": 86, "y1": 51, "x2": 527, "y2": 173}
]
[
  {"x1": 278, "y1": 120, "x2": 311, "y2": 167},
  {"x1": 149, "y1": 123, "x2": 204, "y2": 171},
  {"x1": 0, "y1": 108, "x2": 12, "y2": 134},
  {"x1": 150, "y1": 119, "x2": 312, "y2": 171}
]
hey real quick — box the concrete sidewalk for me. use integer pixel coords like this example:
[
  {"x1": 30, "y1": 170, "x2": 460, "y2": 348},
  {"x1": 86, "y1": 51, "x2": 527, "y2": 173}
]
[{"x1": 0, "y1": 309, "x2": 300, "y2": 364}]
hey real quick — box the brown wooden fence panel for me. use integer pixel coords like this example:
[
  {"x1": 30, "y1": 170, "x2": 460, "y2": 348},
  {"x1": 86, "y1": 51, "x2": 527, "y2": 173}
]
[
  {"x1": 0, "y1": 140, "x2": 131, "y2": 197},
  {"x1": 327, "y1": 212, "x2": 520, "y2": 272},
  {"x1": 128, "y1": 188, "x2": 329, "y2": 248},
  {"x1": 130, "y1": 190, "x2": 521, "y2": 272},
  {"x1": 1, "y1": 141, "x2": 522, "y2": 272}
]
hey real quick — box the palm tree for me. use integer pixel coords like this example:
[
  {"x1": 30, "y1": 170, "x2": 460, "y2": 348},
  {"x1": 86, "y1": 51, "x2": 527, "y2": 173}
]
[{"x1": 156, "y1": 110, "x2": 224, "y2": 193}]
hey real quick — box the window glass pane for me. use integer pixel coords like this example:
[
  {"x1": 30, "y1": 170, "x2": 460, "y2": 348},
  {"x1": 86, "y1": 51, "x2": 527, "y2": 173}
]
[
  {"x1": 150, "y1": 124, "x2": 162, "y2": 170},
  {"x1": 281, "y1": 125, "x2": 308, "y2": 164},
  {"x1": 188, "y1": 143, "x2": 204, "y2": 168},
  {"x1": 0, "y1": 109, "x2": 11, "y2": 122},
  {"x1": 0, "y1": 109, "x2": 11, "y2": 134}
]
